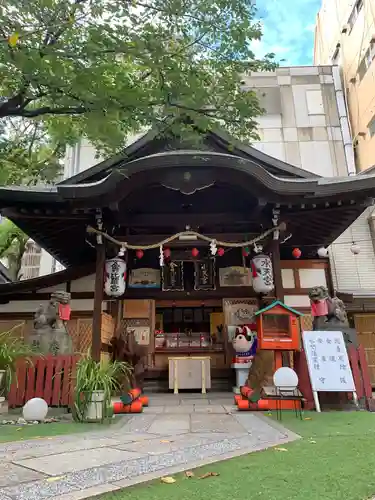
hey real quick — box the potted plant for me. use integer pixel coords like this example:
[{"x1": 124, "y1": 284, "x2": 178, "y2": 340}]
[
  {"x1": 73, "y1": 352, "x2": 132, "y2": 423},
  {"x1": 0, "y1": 325, "x2": 36, "y2": 398}
]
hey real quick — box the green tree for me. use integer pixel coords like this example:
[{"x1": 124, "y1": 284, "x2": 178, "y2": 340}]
[
  {"x1": 0, "y1": 219, "x2": 29, "y2": 281},
  {"x1": 0, "y1": 120, "x2": 63, "y2": 185},
  {"x1": 0, "y1": 0, "x2": 276, "y2": 161}
]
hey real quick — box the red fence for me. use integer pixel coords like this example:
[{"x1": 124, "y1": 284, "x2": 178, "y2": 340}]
[
  {"x1": 294, "y1": 344, "x2": 373, "y2": 410},
  {"x1": 348, "y1": 344, "x2": 372, "y2": 403},
  {"x1": 8, "y1": 355, "x2": 79, "y2": 409}
]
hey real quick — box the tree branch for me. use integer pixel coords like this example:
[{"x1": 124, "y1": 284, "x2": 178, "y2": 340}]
[{"x1": 11, "y1": 105, "x2": 88, "y2": 118}]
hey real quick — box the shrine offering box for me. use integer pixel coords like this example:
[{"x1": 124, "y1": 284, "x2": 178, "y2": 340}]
[{"x1": 255, "y1": 301, "x2": 303, "y2": 351}]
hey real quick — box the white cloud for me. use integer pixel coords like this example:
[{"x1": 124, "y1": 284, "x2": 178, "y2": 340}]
[{"x1": 255, "y1": 0, "x2": 321, "y2": 65}]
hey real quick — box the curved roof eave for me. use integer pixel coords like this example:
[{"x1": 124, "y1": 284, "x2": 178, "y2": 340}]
[
  {"x1": 1, "y1": 151, "x2": 375, "y2": 206},
  {"x1": 57, "y1": 151, "x2": 375, "y2": 201},
  {"x1": 58, "y1": 123, "x2": 318, "y2": 186}
]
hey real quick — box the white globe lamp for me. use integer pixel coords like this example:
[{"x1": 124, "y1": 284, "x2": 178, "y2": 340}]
[
  {"x1": 273, "y1": 367, "x2": 299, "y2": 390},
  {"x1": 350, "y1": 243, "x2": 360, "y2": 255},
  {"x1": 22, "y1": 398, "x2": 49, "y2": 422},
  {"x1": 317, "y1": 247, "x2": 328, "y2": 258}
]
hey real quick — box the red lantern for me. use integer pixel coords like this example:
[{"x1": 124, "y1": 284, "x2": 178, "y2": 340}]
[
  {"x1": 217, "y1": 247, "x2": 225, "y2": 257},
  {"x1": 292, "y1": 248, "x2": 302, "y2": 259},
  {"x1": 191, "y1": 248, "x2": 199, "y2": 258},
  {"x1": 163, "y1": 248, "x2": 171, "y2": 259},
  {"x1": 136, "y1": 249, "x2": 144, "y2": 259}
]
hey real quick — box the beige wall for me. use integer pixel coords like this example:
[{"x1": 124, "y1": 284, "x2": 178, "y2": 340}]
[
  {"x1": 242, "y1": 66, "x2": 352, "y2": 176},
  {"x1": 314, "y1": 0, "x2": 375, "y2": 172}
]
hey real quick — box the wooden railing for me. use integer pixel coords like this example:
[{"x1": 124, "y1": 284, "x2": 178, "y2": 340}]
[{"x1": 8, "y1": 355, "x2": 79, "y2": 409}]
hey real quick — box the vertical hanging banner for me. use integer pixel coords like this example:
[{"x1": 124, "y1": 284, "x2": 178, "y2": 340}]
[
  {"x1": 194, "y1": 259, "x2": 216, "y2": 290},
  {"x1": 162, "y1": 261, "x2": 184, "y2": 291}
]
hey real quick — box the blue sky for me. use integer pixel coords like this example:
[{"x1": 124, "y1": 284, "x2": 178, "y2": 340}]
[{"x1": 254, "y1": 0, "x2": 322, "y2": 66}]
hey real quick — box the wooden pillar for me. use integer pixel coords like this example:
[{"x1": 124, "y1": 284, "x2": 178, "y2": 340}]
[
  {"x1": 92, "y1": 243, "x2": 105, "y2": 362},
  {"x1": 271, "y1": 239, "x2": 283, "y2": 301},
  {"x1": 270, "y1": 239, "x2": 289, "y2": 366}
]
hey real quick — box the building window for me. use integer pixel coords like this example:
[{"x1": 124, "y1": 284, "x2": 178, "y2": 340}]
[
  {"x1": 353, "y1": 140, "x2": 360, "y2": 173},
  {"x1": 306, "y1": 90, "x2": 324, "y2": 115},
  {"x1": 358, "y1": 43, "x2": 375, "y2": 80},
  {"x1": 348, "y1": 0, "x2": 363, "y2": 31},
  {"x1": 368, "y1": 115, "x2": 375, "y2": 138},
  {"x1": 365, "y1": 43, "x2": 375, "y2": 66},
  {"x1": 332, "y1": 45, "x2": 341, "y2": 65}
]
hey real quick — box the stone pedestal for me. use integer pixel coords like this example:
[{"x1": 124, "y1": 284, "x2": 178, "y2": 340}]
[
  {"x1": 29, "y1": 327, "x2": 73, "y2": 355},
  {"x1": 0, "y1": 397, "x2": 8, "y2": 414},
  {"x1": 231, "y1": 362, "x2": 252, "y2": 393}
]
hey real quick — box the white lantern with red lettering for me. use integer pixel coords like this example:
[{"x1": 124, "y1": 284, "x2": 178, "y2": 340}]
[
  {"x1": 251, "y1": 254, "x2": 274, "y2": 294},
  {"x1": 104, "y1": 258, "x2": 127, "y2": 297}
]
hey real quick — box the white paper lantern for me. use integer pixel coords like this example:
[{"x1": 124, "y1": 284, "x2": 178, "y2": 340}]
[
  {"x1": 251, "y1": 254, "x2": 274, "y2": 294},
  {"x1": 350, "y1": 243, "x2": 361, "y2": 255},
  {"x1": 23, "y1": 398, "x2": 48, "y2": 422},
  {"x1": 273, "y1": 367, "x2": 299, "y2": 389},
  {"x1": 104, "y1": 258, "x2": 126, "y2": 297},
  {"x1": 317, "y1": 247, "x2": 328, "y2": 258}
]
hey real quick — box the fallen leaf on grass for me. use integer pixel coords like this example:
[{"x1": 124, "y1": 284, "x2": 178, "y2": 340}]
[
  {"x1": 16, "y1": 428, "x2": 23, "y2": 431},
  {"x1": 199, "y1": 472, "x2": 220, "y2": 479},
  {"x1": 274, "y1": 447, "x2": 288, "y2": 452},
  {"x1": 304, "y1": 417, "x2": 312, "y2": 421},
  {"x1": 185, "y1": 471, "x2": 195, "y2": 478},
  {"x1": 308, "y1": 440, "x2": 316, "y2": 444},
  {"x1": 46, "y1": 476, "x2": 66, "y2": 482},
  {"x1": 161, "y1": 476, "x2": 176, "y2": 484}
]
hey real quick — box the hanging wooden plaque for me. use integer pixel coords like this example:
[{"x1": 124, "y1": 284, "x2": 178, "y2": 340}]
[
  {"x1": 194, "y1": 259, "x2": 216, "y2": 290},
  {"x1": 162, "y1": 261, "x2": 184, "y2": 291}
]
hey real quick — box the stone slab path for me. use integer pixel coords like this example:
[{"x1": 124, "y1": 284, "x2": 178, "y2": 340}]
[{"x1": 0, "y1": 393, "x2": 299, "y2": 500}]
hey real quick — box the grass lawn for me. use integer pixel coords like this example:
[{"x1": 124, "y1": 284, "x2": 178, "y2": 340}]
[
  {"x1": 0, "y1": 421, "x2": 109, "y2": 443},
  {"x1": 101, "y1": 411, "x2": 375, "y2": 500}
]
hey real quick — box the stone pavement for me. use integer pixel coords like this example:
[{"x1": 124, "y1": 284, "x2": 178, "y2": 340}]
[{"x1": 0, "y1": 392, "x2": 300, "y2": 500}]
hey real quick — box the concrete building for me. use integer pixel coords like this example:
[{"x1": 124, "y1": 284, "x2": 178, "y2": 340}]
[
  {"x1": 314, "y1": 1, "x2": 375, "y2": 376},
  {"x1": 314, "y1": 0, "x2": 375, "y2": 172},
  {"x1": 19, "y1": 241, "x2": 64, "y2": 280}
]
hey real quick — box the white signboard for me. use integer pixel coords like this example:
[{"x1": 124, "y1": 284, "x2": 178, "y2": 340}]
[{"x1": 302, "y1": 331, "x2": 355, "y2": 393}]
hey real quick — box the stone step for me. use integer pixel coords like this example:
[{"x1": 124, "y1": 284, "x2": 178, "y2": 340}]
[{"x1": 143, "y1": 378, "x2": 232, "y2": 393}]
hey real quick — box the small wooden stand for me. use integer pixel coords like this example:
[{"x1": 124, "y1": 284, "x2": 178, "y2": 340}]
[{"x1": 168, "y1": 356, "x2": 211, "y2": 394}]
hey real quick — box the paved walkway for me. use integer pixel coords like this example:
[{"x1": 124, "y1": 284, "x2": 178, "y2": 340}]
[{"x1": 0, "y1": 393, "x2": 299, "y2": 500}]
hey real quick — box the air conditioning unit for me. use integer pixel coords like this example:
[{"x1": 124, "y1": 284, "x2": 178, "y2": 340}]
[{"x1": 341, "y1": 24, "x2": 350, "y2": 34}]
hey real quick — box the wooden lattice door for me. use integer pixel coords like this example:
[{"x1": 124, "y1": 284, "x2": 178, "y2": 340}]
[
  {"x1": 68, "y1": 318, "x2": 93, "y2": 355},
  {"x1": 354, "y1": 314, "x2": 375, "y2": 386}
]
